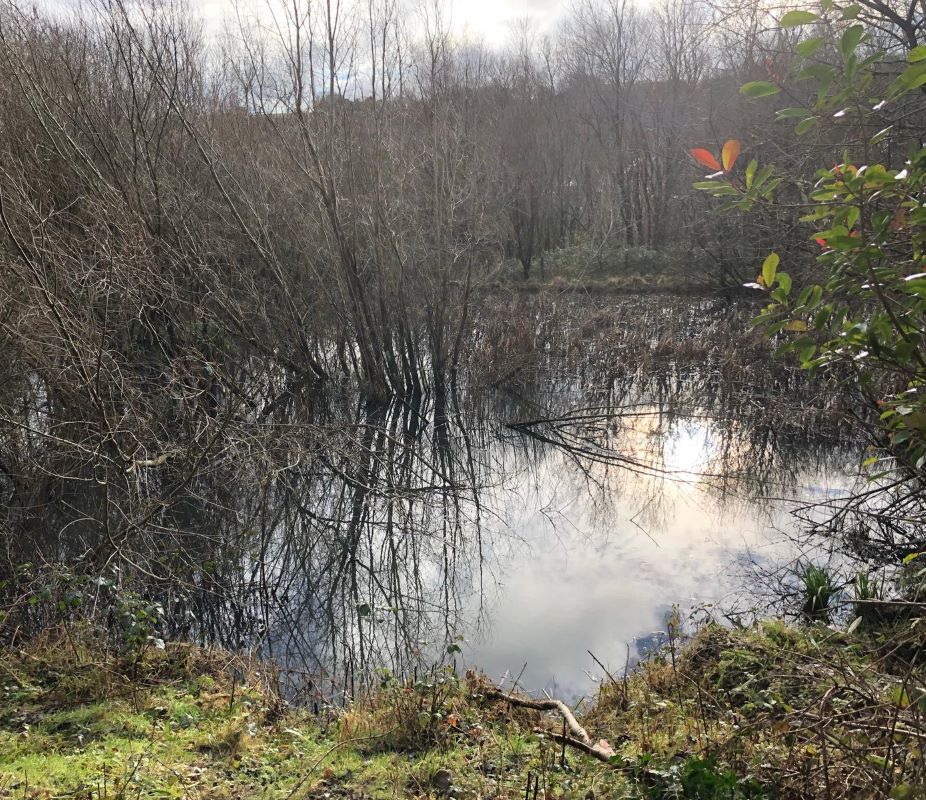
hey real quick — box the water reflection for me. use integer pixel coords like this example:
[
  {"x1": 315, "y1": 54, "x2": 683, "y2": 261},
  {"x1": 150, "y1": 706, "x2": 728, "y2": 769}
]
[
  {"x1": 664, "y1": 421, "x2": 715, "y2": 476},
  {"x1": 235, "y1": 296, "x2": 862, "y2": 699},
  {"x1": 3, "y1": 296, "x2": 864, "y2": 701},
  {"x1": 467, "y1": 405, "x2": 857, "y2": 698}
]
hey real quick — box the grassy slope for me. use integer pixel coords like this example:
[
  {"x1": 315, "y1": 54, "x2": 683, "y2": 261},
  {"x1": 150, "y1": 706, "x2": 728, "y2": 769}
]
[{"x1": 1, "y1": 621, "x2": 923, "y2": 799}]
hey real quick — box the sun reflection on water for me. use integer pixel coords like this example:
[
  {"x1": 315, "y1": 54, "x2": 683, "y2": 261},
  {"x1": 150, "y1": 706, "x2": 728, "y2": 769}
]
[{"x1": 663, "y1": 422, "x2": 716, "y2": 478}]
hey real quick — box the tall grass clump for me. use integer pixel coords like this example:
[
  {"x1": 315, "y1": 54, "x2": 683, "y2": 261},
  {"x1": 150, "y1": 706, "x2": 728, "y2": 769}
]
[{"x1": 799, "y1": 563, "x2": 837, "y2": 621}]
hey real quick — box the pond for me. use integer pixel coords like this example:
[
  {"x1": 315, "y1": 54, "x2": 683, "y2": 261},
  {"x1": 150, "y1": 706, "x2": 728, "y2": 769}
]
[
  {"x1": 155, "y1": 294, "x2": 863, "y2": 703},
  {"x1": 464, "y1": 408, "x2": 856, "y2": 699}
]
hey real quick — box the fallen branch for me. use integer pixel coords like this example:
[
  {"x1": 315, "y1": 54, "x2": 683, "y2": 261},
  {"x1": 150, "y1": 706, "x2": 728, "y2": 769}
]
[
  {"x1": 488, "y1": 688, "x2": 616, "y2": 763},
  {"x1": 535, "y1": 727, "x2": 614, "y2": 764}
]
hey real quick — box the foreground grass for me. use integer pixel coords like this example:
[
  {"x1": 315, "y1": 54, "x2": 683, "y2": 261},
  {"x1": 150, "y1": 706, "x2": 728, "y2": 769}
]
[{"x1": 1, "y1": 620, "x2": 924, "y2": 799}]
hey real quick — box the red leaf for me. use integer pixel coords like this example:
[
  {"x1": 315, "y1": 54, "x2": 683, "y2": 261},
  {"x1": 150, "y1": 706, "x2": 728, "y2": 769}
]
[
  {"x1": 689, "y1": 148, "x2": 721, "y2": 171},
  {"x1": 815, "y1": 237, "x2": 827, "y2": 247},
  {"x1": 721, "y1": 139, "x2": 741, "y2": 172}
]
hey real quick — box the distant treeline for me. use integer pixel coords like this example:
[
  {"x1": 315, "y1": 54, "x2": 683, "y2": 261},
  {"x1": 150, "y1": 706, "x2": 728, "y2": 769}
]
[{"x1": 1, "y1": 0, "x2": 923, "y2": 397}]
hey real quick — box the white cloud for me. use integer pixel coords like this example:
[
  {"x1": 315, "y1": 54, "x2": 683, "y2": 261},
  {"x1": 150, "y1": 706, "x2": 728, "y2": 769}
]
[
  {"x1": 445, "y1": 0, "x2": 565, "y2": 46},
  {"x1": 40, "y1": 0, "x2": 569, "y2": 48},
  {"x1": 187, "y1": 0, "x2": 566, "y2": 48}
]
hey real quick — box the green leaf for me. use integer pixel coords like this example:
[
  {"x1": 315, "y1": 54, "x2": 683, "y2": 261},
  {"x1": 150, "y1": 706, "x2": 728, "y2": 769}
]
[
  {"x1": 814, "y1": 306, "x2": 833, "y2": 330},
  {"x1": 892, "y1": 685, "x2": 911, "y2": 709},
  {"x1": 795, "y1": 116, "x2": 819, "y2": 135},
  {"x1": 800, "y1": 64, "x2": 837, "y2": 84},
  {"x1": 776, "y1": 107, "x2": 814, "y2": 119},
  {"x1": 740, "y1": 81, "x2": 781, "y2": 98},
  {"x1": 693, "y1": 182, "x2": 740, "y2": 196},
  {"x1": 780, "y1": 10, "x2": 819, "y2": 26},
  {"x1": 840, "y1": 25, "x2": 865, "y2": 60},
  {"x1": 762, "y1": 252, "x2": 780, "y2": 287},
  {"x1": 796, "y1": 36, "x2": 825, "y2": 57},
  {"x1": 870, "y1": 125, "x2": 893, "y2": 145},
  {"x1": 841, "y1": 4, "x2": 861, "y2": 19},
  {"x1": 845, "y1": 206, "x2": 860, "y2": 230},
  {"x1": 745, "y1": 159, "x2": 757, "y2": 190},
  {"x1": 762, "y1": 177, "x2": 783, "y2": 198},
  {"x1": 752, "y1": 164, "x2": 774, "y2": 189},
  {"x1": 893, "y1": 62, "x2": 926, "y2": 93},
  {"x1": 908, "y1": 45, "x2": 926, "y2": 63},
  {"x1": 356, "y1": 602, "x2": 372, "y2": 617}
]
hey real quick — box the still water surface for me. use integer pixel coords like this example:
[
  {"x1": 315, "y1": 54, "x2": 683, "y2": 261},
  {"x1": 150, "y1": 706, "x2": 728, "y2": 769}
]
[
  {"x1": 466, "y1": 410, "x2": 856, "y2": 698},
  {"x1": 170, "y1": 296, "x2": 863, "y2": 701}
]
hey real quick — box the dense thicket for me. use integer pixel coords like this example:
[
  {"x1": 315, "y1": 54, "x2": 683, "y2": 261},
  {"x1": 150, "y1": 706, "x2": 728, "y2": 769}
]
[{"x1": 1, "y1": 0, "x2": 924, "y2": 680}]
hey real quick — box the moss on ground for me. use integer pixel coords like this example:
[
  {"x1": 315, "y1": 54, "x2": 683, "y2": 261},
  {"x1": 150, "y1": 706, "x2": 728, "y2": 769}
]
[{"x1": 1, "y1": 620, "x2": 923, "y2": 799}]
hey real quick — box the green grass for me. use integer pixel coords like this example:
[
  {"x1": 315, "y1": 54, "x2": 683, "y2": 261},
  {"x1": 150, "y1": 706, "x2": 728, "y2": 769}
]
[
  {"x1": 0, "y1": 634, "x2": 627, "y2": 799},
  {"x1": 484, "y1": 239, "x2": 730, "y2": 295},
  {"x1": 798, "y1": 562, "x2": 837, "y2": 620},
  {"x1": 1, "y1": 620, "x2": 923, "y2": 798}
]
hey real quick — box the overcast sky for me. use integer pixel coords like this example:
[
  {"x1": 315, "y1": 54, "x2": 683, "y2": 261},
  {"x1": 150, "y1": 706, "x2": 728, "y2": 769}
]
[
  {"x1": 38, "y1": 0, "x2": 574, "y2": 54},
  {"x1": 188, "y1": 0, "x2": 569, "y2": 47},
  {"x1": 413, "y1": 0, "x2": 566, "y2": 44}
]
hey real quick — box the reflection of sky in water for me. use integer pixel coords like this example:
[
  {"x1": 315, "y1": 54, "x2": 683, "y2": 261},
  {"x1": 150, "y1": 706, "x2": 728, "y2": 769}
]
[
  {"x1": 664, "y1": 422, "x2": 715, "y2": 476},
  {"x1": 464, "y1": 413, "x2": 856, "y2": 699}
]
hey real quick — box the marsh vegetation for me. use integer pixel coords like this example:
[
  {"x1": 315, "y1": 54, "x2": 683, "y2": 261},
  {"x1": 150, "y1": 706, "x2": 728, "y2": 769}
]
[{"x1": 3, "y1": 0, "x2": 926, "y2": 796}]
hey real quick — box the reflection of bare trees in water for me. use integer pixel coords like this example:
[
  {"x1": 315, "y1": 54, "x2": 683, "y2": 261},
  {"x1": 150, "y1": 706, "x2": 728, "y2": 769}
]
[
  {"x1": 2, "y1": 281, "x2": 867, "y2": 691},
  {"x1": 250, "y1": 389, "x2": 492, "y2": 694},
  {"x1": 477, "y1": 294, "x2": 860, "y2": 533},
  {"x1": 3, "y1": 382, "x2": 494, "y2": 696}
]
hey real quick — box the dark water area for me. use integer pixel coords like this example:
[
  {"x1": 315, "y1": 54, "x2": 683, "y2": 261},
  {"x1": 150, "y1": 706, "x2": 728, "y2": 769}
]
[
  {"x1": 10, "y1": 293, "x2": 863, "y2": 703},
  {"x1": 205, "y1": 293, "x2": 859, "y2": 703}
]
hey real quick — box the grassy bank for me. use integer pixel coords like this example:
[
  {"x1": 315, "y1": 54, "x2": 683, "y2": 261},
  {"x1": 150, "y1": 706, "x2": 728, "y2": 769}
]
[
  {"x1": 472, "y1": 276, "x2": 744, "y2": 296},
  {"x1": 484, "y1": 241, "x2": 755, "y2": 296},
  {"x1": 2, "y1": 620, "x2": 923, "y2": 799}
]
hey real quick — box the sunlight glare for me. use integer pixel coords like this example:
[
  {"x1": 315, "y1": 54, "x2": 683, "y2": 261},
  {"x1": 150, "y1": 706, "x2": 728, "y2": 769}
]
[{"x1": 663, "y1": 422, "x2": 714, "y2": 477}]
